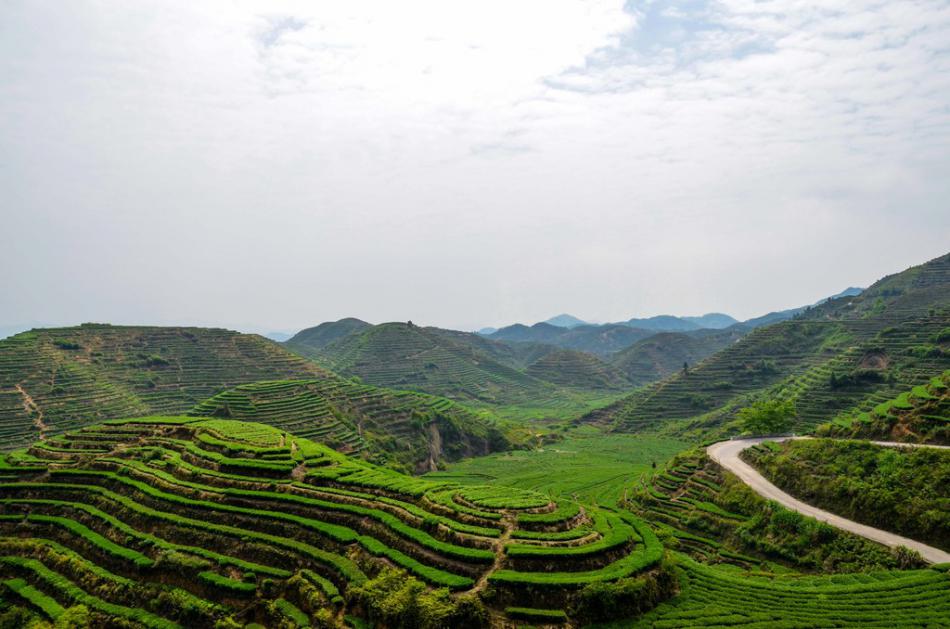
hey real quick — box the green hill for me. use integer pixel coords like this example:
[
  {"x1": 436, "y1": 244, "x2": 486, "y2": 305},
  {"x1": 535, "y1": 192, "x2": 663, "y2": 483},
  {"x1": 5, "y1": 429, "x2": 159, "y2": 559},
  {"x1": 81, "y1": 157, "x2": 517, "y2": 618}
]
[
  {"x1": 0, "y1": 325, "x2": 324, "y2": 449},
  {"x1": 190, "y1": 379, "x2": 508, "y2": 473},
  {"x1": 584, "y1": 253, "x2": 950, "y2": 437},
  {"x1": 524, "y1": 348, "x2": 630, "y2": 389},
  {"x1": 0, "y1": 416, "x2": 667, "y2": 626},
  {"x1": 288, "y1": 322, "x2": 629, "y2": 420},
  {"x1": 285, "y1": 318, "x2": 370, "y2": 352},
  {"x1": 610, "y1": 327, "x2": 747, "y2": 387}
]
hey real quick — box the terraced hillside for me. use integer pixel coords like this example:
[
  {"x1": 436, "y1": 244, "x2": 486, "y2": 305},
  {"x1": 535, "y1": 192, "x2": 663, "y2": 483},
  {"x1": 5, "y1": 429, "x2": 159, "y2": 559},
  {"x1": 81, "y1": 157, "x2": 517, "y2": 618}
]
[
  {"x1": 743, "y1": 438, "x2": 950, "y2": 551},
  {"x1": 819, "y1": 370, "x2": 950, "y2": 443},
  {"x1": 487, "y1": 322, "x2": 658, "y2": 356},
  {"x1": 525, "y1": 348, "x2": 630, "y2": 390},
  {"x1": 190, "y1": 379, "x2": 508, "y2": 472},
  {"x1": 610, "y1": 327, "x2": 747, "y2": 387},
  {"x1": 0, "y1": 325, "x2": 325, "y2": 449},
  {"x1": 629, "y1": 447, "x2": 919, "y2": 573},
  {"x1": 585, "y1": 253, "x2": 950, "y2": 437},
  {"x1": 0, "y1": 417, "x2": 669, "y2": 627},
  {"x1": 629, "y1": 555, "x2": 950, "y2": 629},
  {"x1": 290, "y1": 322, "x2": 628, "y2": 420}
]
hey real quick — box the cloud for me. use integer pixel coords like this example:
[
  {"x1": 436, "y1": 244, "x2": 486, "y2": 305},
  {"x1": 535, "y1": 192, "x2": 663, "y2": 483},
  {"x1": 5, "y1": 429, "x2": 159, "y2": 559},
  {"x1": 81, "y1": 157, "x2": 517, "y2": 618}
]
[{"x1": 0, "y1": 0, "x2": 947, "y2": 331}]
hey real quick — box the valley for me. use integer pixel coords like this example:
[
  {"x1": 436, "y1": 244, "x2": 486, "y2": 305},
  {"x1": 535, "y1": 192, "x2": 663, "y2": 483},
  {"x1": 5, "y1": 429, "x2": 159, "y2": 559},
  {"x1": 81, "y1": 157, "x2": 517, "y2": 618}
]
[{"x1": 0, "y1": 253, "x2": 948, "y2": 627}]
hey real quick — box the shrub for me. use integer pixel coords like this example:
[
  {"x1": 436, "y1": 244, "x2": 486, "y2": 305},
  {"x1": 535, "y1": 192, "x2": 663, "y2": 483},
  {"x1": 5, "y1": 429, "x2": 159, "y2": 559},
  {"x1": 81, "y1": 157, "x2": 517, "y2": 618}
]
[{"x1": 350, "y1": 568, "x2": 487, "y2": 629}]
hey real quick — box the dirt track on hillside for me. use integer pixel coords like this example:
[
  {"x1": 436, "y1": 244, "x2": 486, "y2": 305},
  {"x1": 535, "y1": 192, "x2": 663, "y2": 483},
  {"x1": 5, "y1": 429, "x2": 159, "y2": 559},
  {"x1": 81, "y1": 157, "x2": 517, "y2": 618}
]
[{"x1": 706, "y1": 437, "x2": 950, "y2": 564}]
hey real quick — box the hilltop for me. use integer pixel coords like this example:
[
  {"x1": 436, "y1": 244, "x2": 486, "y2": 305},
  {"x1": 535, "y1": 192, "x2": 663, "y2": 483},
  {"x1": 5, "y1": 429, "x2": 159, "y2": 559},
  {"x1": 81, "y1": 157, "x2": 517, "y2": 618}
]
[
  {"x1": 543, "y1": 314, "x2": 590, "y2": 328},
  {"x1": 584, "y1": 253, "x2": 950, "y2": 437},
  {"x1": 285, "y1": 318, "x2": 371, "y2": 352}
]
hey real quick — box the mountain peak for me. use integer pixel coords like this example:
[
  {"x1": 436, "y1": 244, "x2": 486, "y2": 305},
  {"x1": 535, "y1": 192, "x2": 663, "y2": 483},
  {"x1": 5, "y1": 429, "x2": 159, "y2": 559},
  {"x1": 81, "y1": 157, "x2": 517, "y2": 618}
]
[{"x1": 543, "y1": 314, "x2": 589, "y2": 328}]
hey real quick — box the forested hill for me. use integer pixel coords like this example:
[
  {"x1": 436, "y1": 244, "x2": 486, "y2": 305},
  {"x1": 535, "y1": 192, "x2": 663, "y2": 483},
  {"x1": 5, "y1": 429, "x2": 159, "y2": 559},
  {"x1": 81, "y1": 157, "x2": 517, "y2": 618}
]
[{"x1": 584, "y1": 252, "x2": 950, "y2": 438}]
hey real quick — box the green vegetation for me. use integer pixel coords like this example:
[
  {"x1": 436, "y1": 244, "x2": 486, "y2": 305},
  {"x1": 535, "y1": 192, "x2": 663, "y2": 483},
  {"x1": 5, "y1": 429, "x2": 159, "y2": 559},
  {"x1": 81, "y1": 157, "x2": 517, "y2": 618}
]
[
  {"x1": 610, "y1": 328, "x2": 748, "y2": 387},
  {"x1": 0, "y1": 325, "x2": 326, "y2": 449},
  {"x1": 1, "y1": 255, "x2": 949, "y2": 626},
  {"x1": 286, "y1": 321, "x2": 631, "y2": 421},
  {"x1": 819, "y1": 370, "x2": 950, "y2": 443},
  {"x1": 623, "y1": 554, "x2": 950, "y2": 628},
  {"x1": 191, "y1": 379, "x2": 509, "y2": 472},
  {"x1": 0, "y1": 417, "x2": 663, "y2": 626},
  {"x1": 738, "y1": 398, "x2": 796, "y2": 435},
  {"x1": 628, "y1": 447, "x2": 922, "y2": 573},
  {"x1": 426, "y1": 430, "x2": 688, "y2": 505},
  {"x1": 585, "y1": 253, "x2": 950, "y2": 438},
  {"x1": 744, "y1": 438, "x2": 950, "y2": 550}
]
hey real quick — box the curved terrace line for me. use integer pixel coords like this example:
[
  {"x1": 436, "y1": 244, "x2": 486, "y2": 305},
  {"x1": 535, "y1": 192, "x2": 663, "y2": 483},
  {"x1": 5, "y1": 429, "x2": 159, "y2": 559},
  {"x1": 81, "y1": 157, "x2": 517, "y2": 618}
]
[{"x1": 707, "y1": 437, "x2": 950, "y2": 565}]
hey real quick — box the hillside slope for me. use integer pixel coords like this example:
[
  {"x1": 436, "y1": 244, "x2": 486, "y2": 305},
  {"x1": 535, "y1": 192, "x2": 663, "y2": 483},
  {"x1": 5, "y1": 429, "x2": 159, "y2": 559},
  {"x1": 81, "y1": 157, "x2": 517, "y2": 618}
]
[
  {"x1": 291, "y1": 322, "x2": 630, "y2": 419},
  {"x1": 585, "y1": 253, "x2": 950, "y2": 437},
  {"x1": 743, "y1": 439, "x2": 950, "y2": 551},
  {"x1": 190, "y1": 379, "x2": 508, "y2": 472},
  {"x1": 818, "y1": 370, "x2": 950, "y2": 444},
  {"x1": 610, "y1": 327, "x2": 747, "y2": 387},
  {"x1": 0, "y1": 325, "x2": 324, "y2": 449}
]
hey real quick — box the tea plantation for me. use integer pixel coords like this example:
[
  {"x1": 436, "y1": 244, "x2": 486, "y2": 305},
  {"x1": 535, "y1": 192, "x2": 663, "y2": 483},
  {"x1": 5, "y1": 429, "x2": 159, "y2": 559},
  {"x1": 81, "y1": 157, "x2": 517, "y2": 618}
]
[{"x1": 0, "y1": 417, "x2": 668, "y2": 627}]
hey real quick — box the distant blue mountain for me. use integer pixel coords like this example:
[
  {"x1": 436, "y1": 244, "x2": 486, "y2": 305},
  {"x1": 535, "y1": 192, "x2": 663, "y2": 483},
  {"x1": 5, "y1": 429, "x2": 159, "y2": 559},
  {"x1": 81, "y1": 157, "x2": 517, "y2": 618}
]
[
  {"x1": 742, "y1": 287, "x2": 865, "y2": 328},
  {"x1": 543, "y1": 314, "x2": 590, "y2": 328},
  {"x1": 681, "y1": 313, "x2": 739, "y2": 329},
  {"x1": 622, "y1": 315, "x2": 700, "y2": 332}
]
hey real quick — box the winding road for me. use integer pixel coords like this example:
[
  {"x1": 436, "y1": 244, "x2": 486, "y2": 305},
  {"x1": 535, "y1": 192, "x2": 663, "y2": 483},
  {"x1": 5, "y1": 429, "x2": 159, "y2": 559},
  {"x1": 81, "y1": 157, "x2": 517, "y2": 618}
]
[{"x1": 706, "y1": 437, "x2": 950, "y2": 564}]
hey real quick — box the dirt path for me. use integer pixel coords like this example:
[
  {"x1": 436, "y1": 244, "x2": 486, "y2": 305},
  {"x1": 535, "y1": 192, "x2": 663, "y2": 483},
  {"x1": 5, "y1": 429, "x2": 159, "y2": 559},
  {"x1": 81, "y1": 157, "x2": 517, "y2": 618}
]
[
  {"x1": 707, "y1": 437, "x2": 950, "y2": 564},
  {"x1": 471, "y1": 514, "x2": 514, "y2": 594},
  {"x1": 16, "y1": 383, "x2": 48, "y2": 440}
]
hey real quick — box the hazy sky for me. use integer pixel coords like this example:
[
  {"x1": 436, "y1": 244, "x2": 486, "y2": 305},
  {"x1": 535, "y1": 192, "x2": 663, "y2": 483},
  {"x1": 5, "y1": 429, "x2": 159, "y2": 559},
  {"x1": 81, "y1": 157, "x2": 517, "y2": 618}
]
[{"x1": 2, "y1": 1, "x2": 949, "y2": 334}]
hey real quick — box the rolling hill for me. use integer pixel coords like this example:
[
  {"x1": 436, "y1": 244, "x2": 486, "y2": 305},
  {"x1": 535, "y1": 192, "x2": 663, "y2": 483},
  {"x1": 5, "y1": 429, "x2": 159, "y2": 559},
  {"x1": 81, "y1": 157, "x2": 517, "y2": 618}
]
[
  {"x1": 610, "y1": 327, "x2": 748, "y2": 387},
  {"x1": 584, "y1": 253, "x2": 950, "y2": 437},
  {"x1": 0, "y1": 325, "x2": 324, "y2": 449},
  {"x1": 284, "y1": 318, "x2": 371, "y2": 352},
  {"x1": 287, "y1": 322, "x2": 632, "y2": 420},
  {"x1": 0, "y1": 325, "x2": 509, "y2": 470}
]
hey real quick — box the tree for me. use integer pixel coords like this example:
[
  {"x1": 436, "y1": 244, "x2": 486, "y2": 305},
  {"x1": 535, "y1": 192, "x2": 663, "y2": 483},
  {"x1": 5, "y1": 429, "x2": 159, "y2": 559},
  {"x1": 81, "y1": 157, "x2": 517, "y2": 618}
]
[{"x1": 738, "y1": 399, "x2": 796, "y2": 435}]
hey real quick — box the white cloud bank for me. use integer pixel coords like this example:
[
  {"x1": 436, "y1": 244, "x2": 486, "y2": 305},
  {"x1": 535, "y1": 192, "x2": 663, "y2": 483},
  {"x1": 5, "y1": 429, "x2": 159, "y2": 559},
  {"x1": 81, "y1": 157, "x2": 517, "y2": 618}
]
[{"x1": 1, "y1": 0, "x2": 948, "y2": 332}]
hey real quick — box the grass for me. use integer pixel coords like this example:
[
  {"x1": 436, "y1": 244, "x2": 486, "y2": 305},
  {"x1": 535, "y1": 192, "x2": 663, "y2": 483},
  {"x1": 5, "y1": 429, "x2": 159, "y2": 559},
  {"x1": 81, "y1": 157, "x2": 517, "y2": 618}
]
[{"x1": 426, "y1": 429, "x2": 689, "y2": 505}]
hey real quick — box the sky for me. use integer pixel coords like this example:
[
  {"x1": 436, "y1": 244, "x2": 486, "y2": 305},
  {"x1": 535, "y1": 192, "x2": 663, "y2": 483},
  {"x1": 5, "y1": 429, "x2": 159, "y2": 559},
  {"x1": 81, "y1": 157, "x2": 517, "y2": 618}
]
[{"x1": 2, "y1": 0, "x2": 949, "y2": 335}]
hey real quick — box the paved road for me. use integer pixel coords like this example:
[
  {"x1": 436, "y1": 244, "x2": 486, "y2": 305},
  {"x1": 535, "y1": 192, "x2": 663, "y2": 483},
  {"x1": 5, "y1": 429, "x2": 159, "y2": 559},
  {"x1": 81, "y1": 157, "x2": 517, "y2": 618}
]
[{"x1": 706, "y1": 437, "x2": 950, "y2": 564}]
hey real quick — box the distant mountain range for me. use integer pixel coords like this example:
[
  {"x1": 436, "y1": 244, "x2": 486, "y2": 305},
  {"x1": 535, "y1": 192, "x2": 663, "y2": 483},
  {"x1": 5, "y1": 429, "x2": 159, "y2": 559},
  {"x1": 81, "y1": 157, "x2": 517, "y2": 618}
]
[
  {"x1": 277, "y1": 287, "x2": 872, "y2": 414},
  {"x1": 479, "y1": 290, "x2": 864, "y2": 354},
  {"x1": 584, "y1": 255, "x2": 948, "y2": 437}
]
